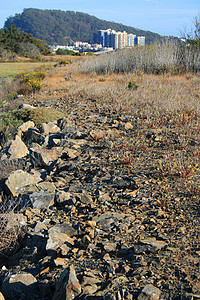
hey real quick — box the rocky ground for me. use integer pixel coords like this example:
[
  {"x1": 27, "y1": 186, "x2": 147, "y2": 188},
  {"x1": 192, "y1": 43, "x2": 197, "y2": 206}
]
[{"x1": 0, "y1": 65, "x2": 199, "y2": 300}]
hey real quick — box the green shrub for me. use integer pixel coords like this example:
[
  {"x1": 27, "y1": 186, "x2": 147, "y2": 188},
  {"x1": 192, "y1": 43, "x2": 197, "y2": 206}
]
[
  {"x1": 15, "y1": 107, "x2": 64, "y2": 127},
  {"x1": 128, "y1": 80, "x2": 139, "y2": 90},
  {"x1": 0, "y1": 107, "x2": 64, "y2": 130}
]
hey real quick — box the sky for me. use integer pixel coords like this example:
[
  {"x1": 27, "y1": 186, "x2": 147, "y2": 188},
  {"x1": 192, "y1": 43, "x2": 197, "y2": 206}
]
[{"x1": 1, "y1": 0, "x2": 200, "y2": 37}]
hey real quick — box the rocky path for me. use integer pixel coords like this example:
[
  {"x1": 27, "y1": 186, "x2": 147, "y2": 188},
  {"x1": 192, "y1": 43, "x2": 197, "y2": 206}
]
[{"x1": 0, "y1": 69, "x2": 199, "y2": 300}]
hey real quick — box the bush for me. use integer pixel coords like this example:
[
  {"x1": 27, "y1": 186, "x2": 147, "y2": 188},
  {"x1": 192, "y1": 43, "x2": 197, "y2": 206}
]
[
  {"x1": 0, "y1": 201, "x2": 22, "y2": 255},
  {"x1": 15, "y1": 107, "x2": 64, "y2": 127},
  {"x1": 16, "y1": 71, "x2": 47, "y2": 95},
  {"x1": 60, "y1": 59, "x2": 70, "y2": 65},
  {"x1": 80, "y1": 41, "x2": 200, "y2": 74}
]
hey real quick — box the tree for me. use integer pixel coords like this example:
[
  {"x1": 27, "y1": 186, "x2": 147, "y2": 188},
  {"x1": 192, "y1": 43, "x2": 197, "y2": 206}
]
[{"x1": 186, "y1": 13, "x2": 200, "y2": 46}]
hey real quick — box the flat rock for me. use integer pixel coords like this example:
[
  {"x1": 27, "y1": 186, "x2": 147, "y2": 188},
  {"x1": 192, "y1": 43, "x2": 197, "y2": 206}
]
[
  {"x1": 5, "y1": 170, "x2": 40, "y2": 197},
  {"x1": 29, "y1": 191, "x2": 55, "y2": 209}
]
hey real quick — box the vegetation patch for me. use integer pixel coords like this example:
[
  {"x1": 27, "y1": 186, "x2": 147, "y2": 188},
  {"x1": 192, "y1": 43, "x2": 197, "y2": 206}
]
[{"x1": 0, "y1": 107, "x2": 64, "y2": 130}]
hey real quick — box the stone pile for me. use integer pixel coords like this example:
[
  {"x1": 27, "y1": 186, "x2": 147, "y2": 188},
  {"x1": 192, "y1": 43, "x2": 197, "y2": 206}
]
[{"x1": 0, "y1": 103, "x2": 199, "y2": 300}]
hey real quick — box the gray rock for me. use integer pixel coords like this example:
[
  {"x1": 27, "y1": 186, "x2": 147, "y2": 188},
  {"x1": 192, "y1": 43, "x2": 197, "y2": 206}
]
[
  {"x1": 46, "y1": 224, "x2": 75, "y2": 253},
  {"x1": 138, "y1": 284, "x2": 162, "y2": 300},
  {"x1": 29, "y1": 191, "x2": 55, "y2": 209},
  {"x1": 53, "y1": 265, "x2": 81, "y2": 300}
]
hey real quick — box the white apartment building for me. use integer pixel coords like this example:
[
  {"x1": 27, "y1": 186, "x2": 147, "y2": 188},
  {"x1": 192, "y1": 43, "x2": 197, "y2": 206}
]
[
  {"x1": 98, "y1": 29, "x2": 145, "y2": 49},
  {"x1": 137, "y1": 36, "x2": 145, "y2": 46}
]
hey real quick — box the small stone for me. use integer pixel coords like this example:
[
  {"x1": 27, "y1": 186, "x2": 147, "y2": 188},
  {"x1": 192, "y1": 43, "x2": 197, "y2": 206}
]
[{"x1": 125, "y1": 122, "x2": 133, "y2": 130}]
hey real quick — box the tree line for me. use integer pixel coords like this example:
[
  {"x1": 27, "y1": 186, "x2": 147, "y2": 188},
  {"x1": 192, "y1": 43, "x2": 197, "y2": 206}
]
[
  {"x1": 4, "y1": 8, "x2": 166, "y2": 45},
  {"x1": 0, "y1": 24, "x2": 52, "y2": 59}
]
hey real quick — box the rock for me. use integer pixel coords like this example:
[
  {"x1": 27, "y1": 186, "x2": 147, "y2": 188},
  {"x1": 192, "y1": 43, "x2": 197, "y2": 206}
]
[
  {"x1": 46, "y1": 224, "x2": 75, "y2": 253},
  {"x1": 53, "y1": 265, "x2": 81, "y2": 300},
  {"x1": 140, "y1": 238, "x2": 167, "y2": 251},
  {"x1": 125, "y1": 122, "x2": 133, "y2": 130},
  {"x1": 18, "y1": 121, "x2": 35, "y2": 132},
  {"x1": 41, "y1": 122, "x2": 61, "y2": 134},
  {"x1": 5, "y1": 170, "x2": 40, "y2": 197},
  {"x1": 18, "y1": 104, "x2": 35, "y2": 110},
  {"x1": 7, "y1": 135, "x2": 29, "y2": 159},
  {"x1": 77, "y1": 193, "x2": 93, "y2": 205},
  {"x1": 29, "y1": 191, "x2": 55, "y2": 209},
  {"x1": 138, "y1": 284, "x2": 162, "y2": 300},
  {"x1": 23, "y1": 129, "x2": 45, "y2": 146},
  {"x1": 49, "y1": 223, "x2": 77, "y2": 237},
  {"x1": 30, "y1": 147, "x2": 59, "y2": 168},
  {"x1": 2, "y1": 272, "x2": 37, "y2": 300}
]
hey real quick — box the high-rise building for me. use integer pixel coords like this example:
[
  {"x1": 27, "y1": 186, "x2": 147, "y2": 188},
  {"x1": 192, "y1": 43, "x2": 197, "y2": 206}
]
[
  {"x1": 98, "y1": 29, "x2": 145, "y2": 49},
  {"x1": 127, "y1": 34, "x2": 136, "y2": 47},
  {"x1": 137, "y1": 36, "x2": 145, "y2": 46}
]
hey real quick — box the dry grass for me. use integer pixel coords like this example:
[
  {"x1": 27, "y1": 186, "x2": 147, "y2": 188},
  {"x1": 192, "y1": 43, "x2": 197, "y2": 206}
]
[
  {"x1": 0, "y1": 199, "x2": 22, "y2": 255},
  {"x1": 41, "y1": 59, "x2": 199, "y2": 205}
]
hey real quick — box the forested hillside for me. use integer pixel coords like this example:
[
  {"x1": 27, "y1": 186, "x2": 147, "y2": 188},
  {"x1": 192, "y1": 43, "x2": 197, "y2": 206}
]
[
  {"x1": 0, "y1": 25, "x2": 52, "y2": 59},
  {"x1": 4, "y1": 8, "x2": 165, "y2": 45}
]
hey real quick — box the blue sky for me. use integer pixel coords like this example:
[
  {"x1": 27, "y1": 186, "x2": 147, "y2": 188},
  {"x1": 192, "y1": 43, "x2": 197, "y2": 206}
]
[{"x1": 1, "y1": 0, "x2": 199, "y2": 36}]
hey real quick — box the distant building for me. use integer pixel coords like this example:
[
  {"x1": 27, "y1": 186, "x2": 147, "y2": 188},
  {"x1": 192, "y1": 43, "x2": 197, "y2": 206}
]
[
  {"x1": 137, "y1": 36, "x2": 145, "y2": 46},
  {"x1": 127, "y1": 34, "x2": 136, "y2": 47},
  {"x1": 98, "y1": 29, "x2": 145, "y2": 49}
]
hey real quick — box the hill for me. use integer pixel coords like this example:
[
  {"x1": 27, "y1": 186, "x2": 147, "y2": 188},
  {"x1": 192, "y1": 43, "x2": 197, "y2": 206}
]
[{"x1": 4, "y1": 8, "x2": 165, "y2": 45}]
